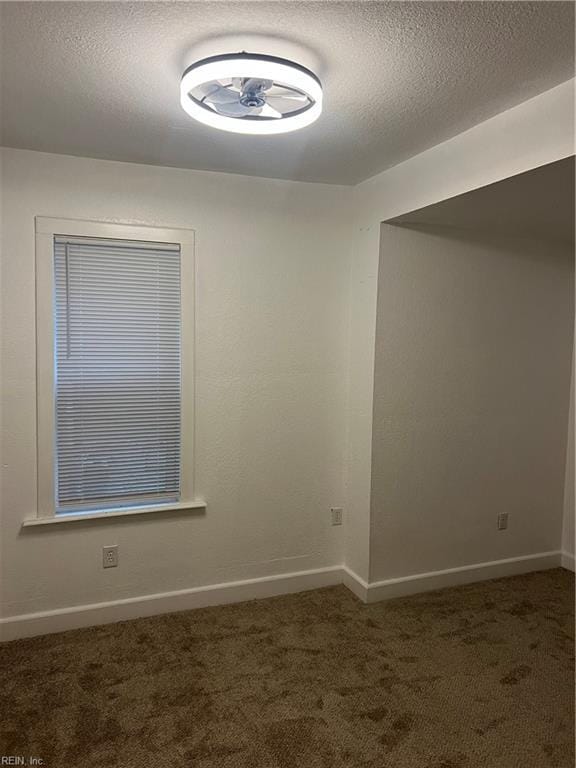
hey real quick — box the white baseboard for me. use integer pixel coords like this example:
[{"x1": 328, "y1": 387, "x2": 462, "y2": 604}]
[
  {"x1": 1, "y1": 551, "x2": 566, "y2": 642},
  {"x1": 0, "y1": 565, "x2": 342, "y2": 642},
  {"x1": 342, "y1": 565, "x2": 369, "y2": 602},
  {"x1": 365, "y1": 551, "x2": 562, "y2": 604}
]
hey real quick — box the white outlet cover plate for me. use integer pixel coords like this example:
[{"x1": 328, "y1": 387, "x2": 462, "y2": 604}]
[{"x1": 102, "y1": 545, "x2": 119, "y2": 568}]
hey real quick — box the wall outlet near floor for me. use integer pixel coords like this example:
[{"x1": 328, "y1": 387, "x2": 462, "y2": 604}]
[
  {"x1": 331, "y1": 507, "x2": 343, "y2": 526},
  {"x1": 497, "y1": 513, "x2": 509, "y2": 531},
  {"x1": 102, "y1": 545, "x2": 119, "y2": 568}
]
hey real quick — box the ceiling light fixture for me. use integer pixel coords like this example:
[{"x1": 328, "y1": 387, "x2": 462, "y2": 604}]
[{"x1": 180, "y1": 52, "x2": 323, "y2": 135}]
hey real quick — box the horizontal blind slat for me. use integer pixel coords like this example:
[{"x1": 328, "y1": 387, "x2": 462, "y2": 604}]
[{"x1": 54, "y1": 236, "x2": 182, "y2": 512}]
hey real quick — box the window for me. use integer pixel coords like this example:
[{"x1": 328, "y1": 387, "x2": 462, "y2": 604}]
[{"x1": 34, "y1": 218, "x2": 201, "y2": 521}]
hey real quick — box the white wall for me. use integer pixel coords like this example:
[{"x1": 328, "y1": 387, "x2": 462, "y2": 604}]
[
  {"x1": 371, "y1": 224, "x2": 574, "y2": 581},
  {"x1": 345, "y1": 79, "x2": 575, "y2": 582},
  {"x1": 0, "y1": 148, "x2": 352, "y2": 620},
  {"x1": 1, "y1": 81, "x2": 574, "y2": 630}
]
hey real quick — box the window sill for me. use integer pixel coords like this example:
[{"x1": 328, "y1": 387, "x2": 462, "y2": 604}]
[{"x1": 21, "y1": 500, "x2": 207, "y2": 528}]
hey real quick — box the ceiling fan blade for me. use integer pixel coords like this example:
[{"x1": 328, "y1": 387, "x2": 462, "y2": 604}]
[
  {"x1": 266, "y1": 96, "x2": 307, "y2": 113},
  {"x1": 203, "y1": 84, "x2": 241, "y2": 105},
  {"x1": 243, "y1": 77, "x2": 273, "y2": 92},
  {"x1": 259, "y1": 104, "x2": 283, "y2": 119},
  {"x1": 196, "y1": 82, "x2": 220, "y2": 97},
  {"x1": 214, "y1": 101, "x2": 253, "y2": 117},
  {"x1": 266, "y1": 86, "x2": 308, "y2": 101}
]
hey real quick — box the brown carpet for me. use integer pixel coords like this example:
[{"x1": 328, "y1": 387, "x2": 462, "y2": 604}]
[{"x1": 0, "y1": 569, "x2": 574, "y2": 768}]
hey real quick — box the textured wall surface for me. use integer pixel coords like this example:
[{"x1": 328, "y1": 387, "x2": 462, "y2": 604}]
[
  {"x1": 345, "y1": 81, "x2": 575, "y2": 582},
  {"x1": 0, "y1": 148, "x2": 352, "y2": 618},
  {"x1": 1, "y1": 2, "x2": 574, "y2": 184},
  {"x1": 370, "y1": 224, "x2": 574, "y2": 581},
  {"x1": 1, "y1": 82, "x2": 574, "y2": 622}
]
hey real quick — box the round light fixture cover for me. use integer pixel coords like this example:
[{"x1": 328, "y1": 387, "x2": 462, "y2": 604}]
[{"x1": 180, "y1": 53, "x2": 323, "y2": 135}]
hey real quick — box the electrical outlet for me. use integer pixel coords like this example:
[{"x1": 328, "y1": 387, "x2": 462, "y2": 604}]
[
  {"x1": 331, "y1": 507, "x2": 343, "y2": 526},
  {"x1": 497, "y1": 513, "x2": 509, "y2": 531},
  {"x1": 102, "y1": 545, "x2": 118, "y2": 568}
]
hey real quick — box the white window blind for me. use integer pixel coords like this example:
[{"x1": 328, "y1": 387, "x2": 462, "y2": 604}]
[{"x1": 53, "y1": 236, "x2": 182, "y2": 513}]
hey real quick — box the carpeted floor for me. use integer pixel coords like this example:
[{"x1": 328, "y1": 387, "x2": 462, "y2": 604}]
[{"x1": 0, "y1": 569, "x2": 573, "y2": 768}]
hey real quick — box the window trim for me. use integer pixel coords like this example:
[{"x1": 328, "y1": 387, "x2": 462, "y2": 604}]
[{"x1": 33, "y1": 216, "x2": 203, "y2": 523}]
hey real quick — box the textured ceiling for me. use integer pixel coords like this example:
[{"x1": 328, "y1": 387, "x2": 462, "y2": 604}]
[
  {"x1": 0, "y1": 1, "x2": 574, "y2": 185},
  {"x1": 388, "y1": 157, "x2": 576, "y2": 246}
]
